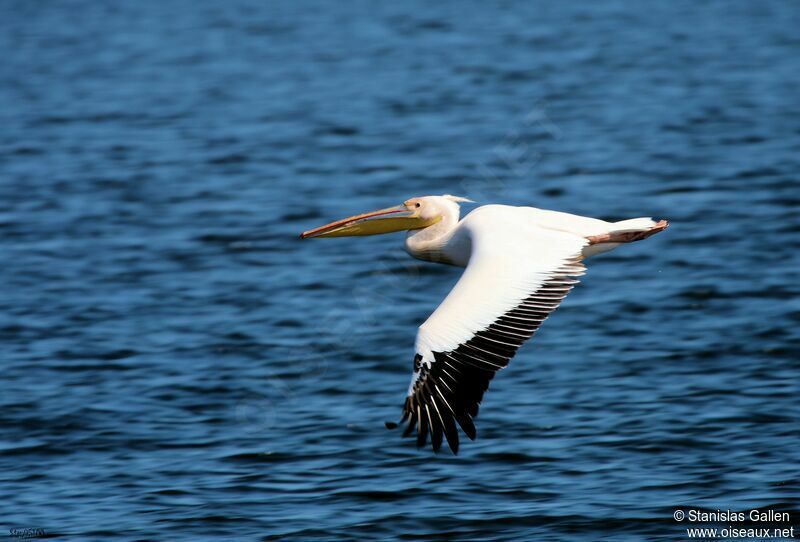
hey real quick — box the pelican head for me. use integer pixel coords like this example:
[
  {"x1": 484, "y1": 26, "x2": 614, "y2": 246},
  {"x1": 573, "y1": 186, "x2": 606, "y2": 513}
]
[{"x1": 300, "y1": 195, "x2": 473, "y2": 239}]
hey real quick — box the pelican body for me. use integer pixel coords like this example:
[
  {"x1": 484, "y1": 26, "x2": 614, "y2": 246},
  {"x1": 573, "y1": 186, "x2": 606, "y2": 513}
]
[{"x1": 301, "y1": 195, "x2": 668, "y2": 454}]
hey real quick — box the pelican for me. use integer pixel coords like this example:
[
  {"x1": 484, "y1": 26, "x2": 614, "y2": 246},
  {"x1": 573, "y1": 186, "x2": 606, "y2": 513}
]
[{"x1": 300, "y1": 195, "x2": 668, "y2": 454}]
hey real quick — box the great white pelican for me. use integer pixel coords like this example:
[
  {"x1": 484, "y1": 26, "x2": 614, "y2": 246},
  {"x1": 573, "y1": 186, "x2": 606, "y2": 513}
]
[{"x1": 301, "y1": 195, "x2": 668, "y2": 454}]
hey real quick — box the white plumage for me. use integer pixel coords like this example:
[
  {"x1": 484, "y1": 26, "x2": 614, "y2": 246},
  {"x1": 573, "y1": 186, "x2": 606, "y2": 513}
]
[{"x1": 301, "y1": 195, "x2": 668, "y2": 454}]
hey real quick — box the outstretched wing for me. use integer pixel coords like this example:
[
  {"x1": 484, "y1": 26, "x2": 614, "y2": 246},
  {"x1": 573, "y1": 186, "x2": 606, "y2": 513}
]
[{"x1": 399, "y1": 206, "x2": 588, "y2": 454}]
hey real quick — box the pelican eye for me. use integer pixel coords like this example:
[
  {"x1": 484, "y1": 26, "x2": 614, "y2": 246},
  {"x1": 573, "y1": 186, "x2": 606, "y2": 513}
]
[{"x1": 415, "y1": 202, "x2": 421, "y2": 208}]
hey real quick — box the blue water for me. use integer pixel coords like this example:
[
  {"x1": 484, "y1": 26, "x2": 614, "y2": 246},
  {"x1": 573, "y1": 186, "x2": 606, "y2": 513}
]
[{"x1": 2, "y1": 1, "x2": 799, "y2": 540}]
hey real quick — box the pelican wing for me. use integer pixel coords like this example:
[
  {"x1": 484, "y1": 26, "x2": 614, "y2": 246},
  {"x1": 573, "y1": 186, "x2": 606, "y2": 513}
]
[{"x1": 400, "y1": 206, "x2": 588, "y2": 453}]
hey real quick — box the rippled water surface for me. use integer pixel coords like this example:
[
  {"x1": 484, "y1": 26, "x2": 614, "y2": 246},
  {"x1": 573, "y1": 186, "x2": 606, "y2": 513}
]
[{"x1": 2, "y1": 1, "x2": 799, "y2": 540}]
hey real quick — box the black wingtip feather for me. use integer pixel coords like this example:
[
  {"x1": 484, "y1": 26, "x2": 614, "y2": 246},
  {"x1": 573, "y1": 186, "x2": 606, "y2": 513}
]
[
  {"x1": 443, "y1": 415, "x2": 459, "y2": 454},
  {"x1": 456, "y1": 414, "x2": 477, "y2": 440},
  {"x1": 431, "y1": 423, "x2": 443, "y2": 452},
  {"x1": 416, "y1": 412, "x2": 428, "y2": 448}
]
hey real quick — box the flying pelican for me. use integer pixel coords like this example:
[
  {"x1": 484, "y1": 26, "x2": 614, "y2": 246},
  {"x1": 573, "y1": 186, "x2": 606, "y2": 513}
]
[{"x1": 300, "y1": 195, "x2": 668, "y2": 454}]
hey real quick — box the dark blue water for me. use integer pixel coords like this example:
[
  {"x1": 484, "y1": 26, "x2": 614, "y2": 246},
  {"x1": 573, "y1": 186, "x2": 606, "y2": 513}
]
[{"x1": 2, "y1": 1, "x2": 799, "y2": 540}]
